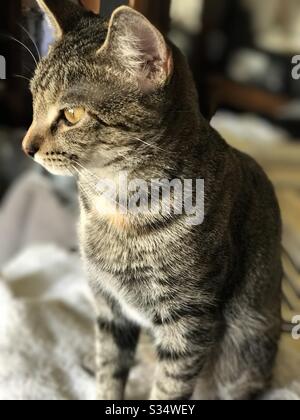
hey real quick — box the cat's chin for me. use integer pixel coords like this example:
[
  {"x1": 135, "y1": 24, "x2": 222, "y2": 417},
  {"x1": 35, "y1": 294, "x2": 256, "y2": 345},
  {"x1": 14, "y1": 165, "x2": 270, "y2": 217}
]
[
  {"x1": 39, "y1": 163, "x2": 73, "y2": 177},
  {"x1": 45, "y1": 168, "x2": 73, "y2": 177},
  {"x1": 34, "y1": 156, "x2": 73, "y2": 177},
  {"x1": 45, "y1": 167, "x2": 73, "y2": 177}
]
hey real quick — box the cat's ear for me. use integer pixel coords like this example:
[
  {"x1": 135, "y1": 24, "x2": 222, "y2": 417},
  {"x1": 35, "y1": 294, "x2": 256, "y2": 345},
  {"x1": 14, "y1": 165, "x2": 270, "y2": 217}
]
[
  {"x1": 36, "y1": 0, "x2": 83, "y2": 39},
  {"x1": 99, "y1": 6, "x2": 173, "y2": 92}
]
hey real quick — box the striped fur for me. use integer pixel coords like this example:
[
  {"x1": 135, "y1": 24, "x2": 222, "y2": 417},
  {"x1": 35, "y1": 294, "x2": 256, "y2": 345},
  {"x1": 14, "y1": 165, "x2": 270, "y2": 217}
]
[{"x1": 26, "y1": 2, "x2": 283, "y2": 400}]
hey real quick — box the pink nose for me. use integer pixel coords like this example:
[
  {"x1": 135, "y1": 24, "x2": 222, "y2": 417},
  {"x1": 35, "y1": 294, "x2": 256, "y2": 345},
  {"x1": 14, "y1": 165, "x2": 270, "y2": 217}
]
[
  {"x1": 24, "y1": 143, "x2": 40, "y2": 158},
  {"x1": 22, "y1": 123, "x2": 43, "y2": 158}
]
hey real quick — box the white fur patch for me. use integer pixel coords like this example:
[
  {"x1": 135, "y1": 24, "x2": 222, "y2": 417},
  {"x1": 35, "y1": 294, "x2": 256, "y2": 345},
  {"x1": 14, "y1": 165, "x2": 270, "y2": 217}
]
[{"x1": 90, "y1": 269, "x2": 153, "y2": 329}]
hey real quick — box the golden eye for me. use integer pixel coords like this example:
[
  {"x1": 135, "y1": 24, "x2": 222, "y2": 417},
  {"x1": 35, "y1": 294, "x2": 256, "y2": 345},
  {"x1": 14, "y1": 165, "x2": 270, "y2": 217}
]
[{"x1": 64, "y1": 107, "x2": 85, "y2": 125}]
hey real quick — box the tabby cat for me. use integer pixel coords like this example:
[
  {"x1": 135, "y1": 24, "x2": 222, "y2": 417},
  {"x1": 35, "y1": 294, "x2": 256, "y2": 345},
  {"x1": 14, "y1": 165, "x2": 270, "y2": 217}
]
[{"x1": 23, "y1": 0, "x2": 282, "y2": 400}]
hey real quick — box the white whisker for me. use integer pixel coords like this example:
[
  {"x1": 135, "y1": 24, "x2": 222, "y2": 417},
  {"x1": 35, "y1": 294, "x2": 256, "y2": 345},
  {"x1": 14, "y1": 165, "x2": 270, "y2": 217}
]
[
  {"x1": 72, "y1": 165, "x2": 94, "y2": 197},
  {"x1": 13, "y1": 74, "x2": 31, "y2": 83},
  {"x1": 72, "y1": 163, "x2": 128, "y2": 213},
  {"x1": 133, "y1": 136, "x2": 167, "y2": 153},
  {"x1": 18, "y1": 23, "x2": 41, "y2": 61},
  {"x1": 7, "y1": 35, "x2": 38, "y2": 67},
  {"x1": 72, "y1": 164, "x2": 100, "y2": 195},
  {"x1": 73, "y1": 161, "x2": 100, "y2": 181}
]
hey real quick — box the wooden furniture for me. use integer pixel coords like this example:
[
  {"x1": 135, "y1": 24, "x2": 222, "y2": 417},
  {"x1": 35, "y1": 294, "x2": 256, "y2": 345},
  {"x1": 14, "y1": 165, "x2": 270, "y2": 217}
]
[
  {"x1": 0, "y1": 0, "x2": 32, "y2": 126},
  {"x1": 80, "y1": 0, "x2": 101, "y2": 14},
  {"x1": 129, "y1": 0, "x2": 171, "y2": 33},
  {"x1": 80, "y1": 0, "x2": 171, "y2": 34}
]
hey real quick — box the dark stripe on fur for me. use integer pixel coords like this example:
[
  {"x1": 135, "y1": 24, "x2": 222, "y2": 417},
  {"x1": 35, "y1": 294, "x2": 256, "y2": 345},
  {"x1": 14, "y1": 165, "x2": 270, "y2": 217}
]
[
  {"x1": 157, "y1": 346, "x2": 194, "y2": 361},
  {"x1": 97, "y1": 318, "x2": 140, "y2": 350}
]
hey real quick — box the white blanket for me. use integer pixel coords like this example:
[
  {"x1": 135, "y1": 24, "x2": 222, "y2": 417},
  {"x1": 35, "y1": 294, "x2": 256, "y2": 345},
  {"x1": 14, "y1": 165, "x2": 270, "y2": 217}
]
[
  {"x1": 0, "y1": 245, "x2": 95, "y2": 400},
  {"x1": 0, "y1": 244, "x2": 299, "y2": 401}
]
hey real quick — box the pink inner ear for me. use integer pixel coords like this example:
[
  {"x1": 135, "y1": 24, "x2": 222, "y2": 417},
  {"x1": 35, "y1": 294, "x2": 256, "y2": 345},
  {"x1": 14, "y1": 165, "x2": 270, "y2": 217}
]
[
  {"x1": 165, "y1": 49, "x2": 174, "y2": 80},
  {"x1": 136, "y1": 24, "x2": 163, "y2": 61},
  {"x1": 128, "y1": 18, "x2": 171, "y2": 85},
  {"x1": 101, "y1": 7, "x2": 173, "y2": 90}
]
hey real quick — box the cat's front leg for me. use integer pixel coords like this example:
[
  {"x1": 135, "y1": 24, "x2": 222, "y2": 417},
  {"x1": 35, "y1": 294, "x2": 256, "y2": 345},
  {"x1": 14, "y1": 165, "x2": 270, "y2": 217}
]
[
  {"x1": 150, "y1": 319, "x2": 214, "y2": 400},
  {"x1": 95, "y1": 295, "x2": 140, "y2": 400}
]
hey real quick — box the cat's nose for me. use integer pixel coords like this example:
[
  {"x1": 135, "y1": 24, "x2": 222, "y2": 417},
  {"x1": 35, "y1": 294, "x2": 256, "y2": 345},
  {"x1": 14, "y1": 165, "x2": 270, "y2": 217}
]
[
  {"x1": 22, "y1": 124, "x2": 43, "y2": 158},
  {"x1": 25, "y1": 144, "x2": 40, "y2": 158}
]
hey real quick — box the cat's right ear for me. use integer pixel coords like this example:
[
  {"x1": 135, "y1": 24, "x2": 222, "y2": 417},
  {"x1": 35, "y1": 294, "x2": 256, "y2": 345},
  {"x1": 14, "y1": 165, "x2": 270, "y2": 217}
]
[
  {"x1": 36, "y1": 0, "x2": 83, "y2": 39},
  {"x1": 98, "y1": 6, "x2": 173, "y2": 92}
]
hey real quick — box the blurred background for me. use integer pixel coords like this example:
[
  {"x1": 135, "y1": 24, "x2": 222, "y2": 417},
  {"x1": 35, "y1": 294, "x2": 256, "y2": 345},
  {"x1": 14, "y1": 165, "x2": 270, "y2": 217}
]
[{"x1": 0, "y1": 0, "x2": 299, "y2": 400}]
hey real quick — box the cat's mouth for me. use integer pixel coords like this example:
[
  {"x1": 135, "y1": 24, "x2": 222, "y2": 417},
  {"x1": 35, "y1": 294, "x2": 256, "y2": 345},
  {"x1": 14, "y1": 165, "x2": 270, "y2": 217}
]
[{"x1": 35, "y1": 153, "x2": 76, "y2": 177}]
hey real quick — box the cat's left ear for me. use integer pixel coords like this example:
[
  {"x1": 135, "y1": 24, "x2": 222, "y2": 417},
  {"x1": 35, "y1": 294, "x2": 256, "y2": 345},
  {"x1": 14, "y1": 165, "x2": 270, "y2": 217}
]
[
  {"x1": 98, "y1": 6, "x2": 173, "y2": 92},
  {"x1": 36, "y1": 0, "x2": 84, "y2": 39}
]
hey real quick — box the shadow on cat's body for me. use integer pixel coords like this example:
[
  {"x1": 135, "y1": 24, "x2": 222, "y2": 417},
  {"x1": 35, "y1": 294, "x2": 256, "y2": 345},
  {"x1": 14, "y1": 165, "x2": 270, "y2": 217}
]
[{"x1": 27, "y1": 1, "x2": 282, "y2": 400}]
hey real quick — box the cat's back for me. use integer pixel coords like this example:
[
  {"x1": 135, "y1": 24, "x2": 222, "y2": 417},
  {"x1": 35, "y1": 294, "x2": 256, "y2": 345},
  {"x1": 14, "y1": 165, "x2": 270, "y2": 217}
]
[
  {"x1": 208, "y1": 125, "x2": 280, "y2": 216},
  {"x1": 233, "y1": 146, "x2": 281, "y2": 218}
]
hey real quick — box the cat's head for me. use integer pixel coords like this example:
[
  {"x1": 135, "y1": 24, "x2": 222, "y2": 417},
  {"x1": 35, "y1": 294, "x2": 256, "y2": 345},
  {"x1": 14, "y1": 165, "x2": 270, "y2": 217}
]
[{"x1": 22, "y1": 0, "x2": 174, "y2": 177}]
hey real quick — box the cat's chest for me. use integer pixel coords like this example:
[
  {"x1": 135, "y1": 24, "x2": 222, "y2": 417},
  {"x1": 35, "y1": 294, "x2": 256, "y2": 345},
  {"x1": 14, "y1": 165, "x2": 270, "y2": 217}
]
[
  {"x1": 79, "y1": 212, "x2": 173, "y2": 324},
  {"x1": 79, "y1": 210, "x2": 166, "y2": 278},
  {"x1": 79, "y1": 206, "x2": 196, "y2": 326},
  {"x1": 91, "y1": 269, "x2": 154, "y2": 328}
]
